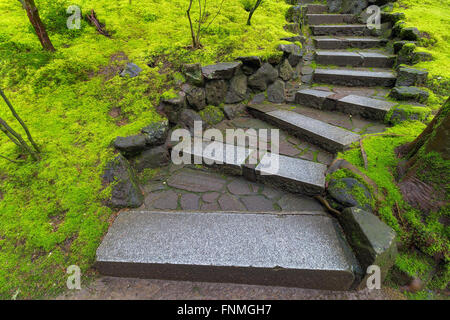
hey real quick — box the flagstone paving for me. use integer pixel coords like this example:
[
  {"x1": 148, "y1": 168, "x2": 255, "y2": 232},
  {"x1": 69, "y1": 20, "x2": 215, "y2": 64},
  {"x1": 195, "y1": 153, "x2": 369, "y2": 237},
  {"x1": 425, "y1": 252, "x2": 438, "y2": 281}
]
[{"x1": 139, "y1": 165, "x2": 326, "y2": 213}]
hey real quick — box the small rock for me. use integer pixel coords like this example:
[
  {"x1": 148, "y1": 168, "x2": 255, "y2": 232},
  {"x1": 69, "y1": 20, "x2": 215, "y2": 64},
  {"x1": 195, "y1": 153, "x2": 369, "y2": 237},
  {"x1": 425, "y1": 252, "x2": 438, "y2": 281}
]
[
  {"x1": 120, "y1": 62, "x2": 142, "y2": 78},
  {"x1": 267, "y1": 80, "x2": 285, "y2": 103},
  {"x1": 199, "y1": 105, "x2": 225, "y2": 126},
  {"x1": 396, "y1": 67, "x2": 428, "y2": 87},
  {"x1": 141, "y1": 119, "x2": 169, "y2": 146},
  {"x1": 400, "y1": 27, "x2": 420, "y2": 41},
  {"x1": 328, "y1": 177, "x2": 373, "y2": 212},
  {"x1": 248, "y1": 63, "x2": 279, "y2": 92},
  {"x1": 236, "y1": 56, "x2": 262, "y2": 76},
  {"x1": 132, "y1": 146, "x2": 169, "y2": 172},
  {"x1": 279, "y1": 59, "x2": 294, "y2": 81},
  {"x1": 225, "y1": 74, "x2": 248, "y2": 104},
  {"x1": 103, "y1": 155, "x2": 143, "y2": 208},
  {"x1": 223, "y1": 104, "x2": 246, "y2": 120},
  {"x1": 179, "y1": 109, "x2": 204, "y2": 134},
  {"x1": 182, "y1": 63, "x2": 204, "y2": 86},
  {"x1": 114, "y1": 135, "x2": 148, "y2": 157},
  {"x1": 202, "y1": 62, "x2": 241, "y2": 80},
  {"x1": 283, "y1": 23, "x2": 300, "y2": 34},
  {"x1": 158, "y1": 92, "x2": 187, "y2": 124},
  {"x1": 205, "y1": 80, "x2": 228, "y2": 105},
  {"x1": 182, "y1": 83, "x2": 207, "y2": 111},
  {"x1": 389, "y1": 86, "x2": 429, "y2": 103}
]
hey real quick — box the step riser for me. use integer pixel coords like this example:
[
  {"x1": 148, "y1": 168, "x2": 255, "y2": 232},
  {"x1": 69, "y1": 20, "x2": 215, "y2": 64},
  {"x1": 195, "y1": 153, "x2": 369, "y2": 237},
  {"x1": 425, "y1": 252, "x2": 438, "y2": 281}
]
[
  {"x1": 248, "y1": 107, "x2": 358, "y2": 153},
  {"x1": 314, "y1": 72, "x2": 396, "y2": 87},
  {"x1": 314, "y1": 39, "x2": 387, "y2": 50},
  {"x1": 311, "y1": 26, "x2": 372, "y2": 36},
  {"x1": 96, "y1": 261, "x2": 355, "y2": 290},
  {"x1": 295, "y1": 91, "x2": 391, "y2": 121},
  {"x1": 96, "y1": 211, "x2": 360, "y2": 291},
  {"x1": 316, "y1": 54, "x2": 395, "y2": 68},
  {"x1": 307, "y1": 14, "x2": 356, "y2": 25},
  {"x1": 306, "y1": 4, "x2": 328, "y2": 14}
]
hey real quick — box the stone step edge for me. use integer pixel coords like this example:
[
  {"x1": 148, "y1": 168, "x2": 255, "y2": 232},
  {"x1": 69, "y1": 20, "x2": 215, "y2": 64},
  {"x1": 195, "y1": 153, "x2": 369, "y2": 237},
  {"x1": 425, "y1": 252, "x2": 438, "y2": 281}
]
[
  {"x1": 294, "y1": 89, "x2": 396, "y2": 121},
  {"x1": 96, "y1": 210, "x2": 361, "y2": 290},
  {"x1": 247, "y1": 104, "x2": 360, "y2": 153},
  {"x1": 178, "y1": 139, "x2": 327, "y2": 195}
]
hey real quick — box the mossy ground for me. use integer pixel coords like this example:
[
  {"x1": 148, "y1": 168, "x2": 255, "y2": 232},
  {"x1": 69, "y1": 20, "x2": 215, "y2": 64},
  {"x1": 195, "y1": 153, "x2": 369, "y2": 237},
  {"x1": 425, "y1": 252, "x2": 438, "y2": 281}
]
[
  {"x1": 393, "y1": 0, "x2": 450, "y2": 103},
  {"x1": 0, "y1": 0, "x2": 291, "y2": 299},
  {"x1": 337, "y1": 121, "x2": 449, "y2": 299}
]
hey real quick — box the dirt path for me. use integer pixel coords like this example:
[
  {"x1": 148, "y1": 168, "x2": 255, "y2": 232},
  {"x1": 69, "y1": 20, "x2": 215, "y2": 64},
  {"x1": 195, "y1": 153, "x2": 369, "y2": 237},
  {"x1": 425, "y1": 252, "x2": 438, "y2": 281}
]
[{"x1": 57, "y1": 276, "x2": 406, "y2": 300}]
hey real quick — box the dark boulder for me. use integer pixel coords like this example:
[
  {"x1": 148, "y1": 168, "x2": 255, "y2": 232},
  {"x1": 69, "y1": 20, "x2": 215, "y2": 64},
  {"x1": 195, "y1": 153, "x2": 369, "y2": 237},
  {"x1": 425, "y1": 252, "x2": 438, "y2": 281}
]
[
  {"x1": 396, "y1": 67, "x2": 428, "y2": 87},
  {"x1": 267, "y1": 80, "x2": 285, "y2": 103},
  {"x1": 389, "y1": 86, "x2": 429, "y2": 103},
  {"x1": 103, "y1": 155, "x2": 143, "y2": 208},
  {"x1": 248, "y1": 63, "x2": 279, "y2": 92},
  {"x1": 114, "y1": 134, "x2": 148, "y2": 157},
  {"x1": 132, "y1": 146, "x2": 170, "y2": 172},
  {"x1": 201, "y1": 62, "x2": 241, "y2": 80},
  {"x1": 182, "y1": 83, "x2": 207, "y2": 111},
  {"x1": 225, "y1": 74, "x2": 248, "y2": 104},
  {"x1": 158, "y1": 91, "x2": 187, "y2": 124},
  {"x1": 179, "y1": 109, "x2": 205, "y2": 134},
  {"x1": 120, "y1": 63, "x2": 143, "y2": 78},
  {"x1": 223, "y1": 104, "x2": 246, "y2": 120},
  {"x1": 141, "y1": 119, "x2": 169, "y2": 147},
  {"x1": 279, "y1": 59, "x2": 294, "y2": 81},
  {"x1": 328, "y1": 177, "x2": 373, "y2": 212},
  {"x1": 182, "y1": 63, "x2": 204, "y2": 86},
  {"x1": 236, "y1": 56, "x2": 262, "y2": 76},
  {"x1": 205, "y1": 80, "x2": 228, "y2": 105},
  {"x1": 339, "y1": 207, "x2": 397, "y2": 289}
]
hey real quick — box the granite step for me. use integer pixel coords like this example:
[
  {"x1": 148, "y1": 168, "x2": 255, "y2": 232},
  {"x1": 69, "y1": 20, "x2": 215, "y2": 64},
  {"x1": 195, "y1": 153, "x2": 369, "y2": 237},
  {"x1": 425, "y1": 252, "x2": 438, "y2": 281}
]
[
  {"x1": 306, "y1": 14, "x2": 356, "y2": 25},
  {"x1": 295, "y1": 89, "x2": 396, "y2": 121},
  {"x1": 248, "y1": 104, "x2": 361, "y2": 153},
  {"x1": 314, "y1": 68, "x2": 396, "y2": 87},
  {"x1": 315, "y1": 50, "x2": 395, "y2": 68},
  {"x1": 180, "y1": 139, "x2": 327, "y2": 195},
  {"x1": 310, "y1": 25, "x2": 372, "y2": 36},
  {"x1": 314, "y1": 37, "x2": 388, "y2": 49},
  {"x1": 96, "y1": 210, "x2": 361, "y2": 290},
  {"x1": 306, "y1": 4, "x2": 328, "y2": 14}
]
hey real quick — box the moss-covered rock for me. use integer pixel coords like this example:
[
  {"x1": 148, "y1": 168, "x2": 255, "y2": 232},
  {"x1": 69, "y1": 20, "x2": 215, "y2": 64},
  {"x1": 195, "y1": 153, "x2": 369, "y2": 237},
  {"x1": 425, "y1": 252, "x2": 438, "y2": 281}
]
[
  {"x1": 400, "y1": 27, "x2": 420, "y2": 41},
  {"x1": 390, "y1": 86, "x2": 430, "y2": 103},
  {"x1": 396, "y1": 66, "x2": 428, "y2": 87},
  {"x1": 199, "y1": 105, "x2": 225, "y2": 126},
  {"x1": 385, "y1": 104, "x2": 431, "y2": 125},
  {"x1": 339, "y1": 207, "x2": 398, "y2": 289}
]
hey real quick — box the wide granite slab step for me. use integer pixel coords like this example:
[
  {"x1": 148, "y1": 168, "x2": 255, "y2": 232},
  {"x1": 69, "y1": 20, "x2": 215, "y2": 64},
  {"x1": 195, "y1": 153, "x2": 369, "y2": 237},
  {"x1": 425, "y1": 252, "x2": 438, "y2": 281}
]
[
  {"x1": 248, "y1": 104, "x2": 361, "y2": 153},
  {"x1": 314, "y1": 37, "x2": 388, "y2": 49},
  {"x1": 315, "y1": 50, "x2": 395, "y2": 68},
  {"x1": 180, "y1": 139, "x2": 327, "y2": 195},
  {"x1": 295, "y1": 89, "x2": 396, "y2": 120},
  {"x1": 96, "y1": 210, "x2": 361, "y2": 290},
  {"x1": 314, "y1": 68, "x2": 396, "y2": 87},
  {"x1": 306, "y1": 14, "x2": 356, "y2": 25},
  {"x1": 310, "y1": 25, "x2": 372, "y2": 36}
]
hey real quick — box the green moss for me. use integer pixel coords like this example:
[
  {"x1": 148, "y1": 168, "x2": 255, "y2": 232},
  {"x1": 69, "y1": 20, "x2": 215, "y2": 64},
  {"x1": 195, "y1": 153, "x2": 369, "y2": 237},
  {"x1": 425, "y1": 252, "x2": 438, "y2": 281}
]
[
  {"x1": 199, "y1": 105, "x2": 225, "y2": 125},
  {"x1": 0, "y1": 0, "x2": 292, "y2": 299},
  {"x1": 160, "y1": 89, "x2": 178, "y2": 101},
  {"x1": 385, "y1": 104, "x2": 432, "y2": 125}
]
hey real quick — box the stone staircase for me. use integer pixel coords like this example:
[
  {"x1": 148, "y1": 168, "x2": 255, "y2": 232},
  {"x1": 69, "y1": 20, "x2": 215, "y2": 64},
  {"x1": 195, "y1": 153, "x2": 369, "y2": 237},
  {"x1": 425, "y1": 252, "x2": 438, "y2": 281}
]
[{"x1": 96, "y1": 1, "x2": 399, "y2": 291}]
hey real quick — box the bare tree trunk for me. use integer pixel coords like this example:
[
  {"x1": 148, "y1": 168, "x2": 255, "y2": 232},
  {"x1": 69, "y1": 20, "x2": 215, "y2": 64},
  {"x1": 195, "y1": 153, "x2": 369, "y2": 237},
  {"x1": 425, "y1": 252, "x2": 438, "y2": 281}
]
[
  {"x1": 247, "y1": 0, "x2": 263, "y2": 26},
  {"x1": 22, "y1": 0, "x2": 55, "y2": 52},
  {"x1": 0, "y1": 118, "x2": 39, "y2": 161},
  {"x1": 0, "y1": 88, "x2": 40, "y2": 153},
  {"x1": 187, "y1": 0, "x2": 199, "y2": 48}
]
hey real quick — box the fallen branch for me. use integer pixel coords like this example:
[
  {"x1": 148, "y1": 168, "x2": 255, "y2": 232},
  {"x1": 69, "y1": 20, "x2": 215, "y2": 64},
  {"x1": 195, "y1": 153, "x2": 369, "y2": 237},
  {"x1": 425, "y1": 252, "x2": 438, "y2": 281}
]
[
  {"x1": 359, "y1": 139, "x2": 368, "y2": 169},
  {"x1": 315, "y1": 195, "x2": 341, "y2": 217},
  {"x1": 0, "y1": 154, "x2": 23, "y2": 164},
  {"x1": 86, "y1": 9, "x2": 111, "y2": 38}
]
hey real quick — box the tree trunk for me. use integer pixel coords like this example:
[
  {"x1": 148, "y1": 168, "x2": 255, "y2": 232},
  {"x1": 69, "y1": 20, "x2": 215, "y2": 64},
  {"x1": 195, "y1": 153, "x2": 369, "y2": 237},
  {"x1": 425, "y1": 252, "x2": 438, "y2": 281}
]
[
  {"x1": 396, "y1": 98, "x2": 450, "y2": 212},
  {"x1": 22, "y1": 0, "x2": 55, "y2": 52}
]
